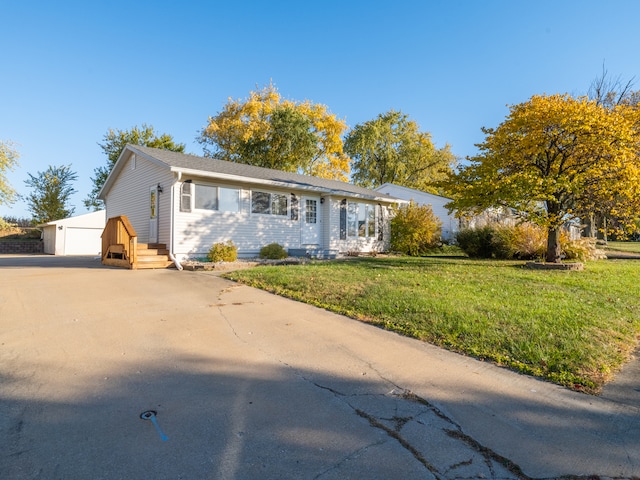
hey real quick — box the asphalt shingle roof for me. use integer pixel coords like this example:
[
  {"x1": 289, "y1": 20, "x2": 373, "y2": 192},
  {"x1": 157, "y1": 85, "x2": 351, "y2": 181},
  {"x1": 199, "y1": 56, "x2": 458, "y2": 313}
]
[{"x1": 129, "y1": 145, "x2": 398, "y2": 201}]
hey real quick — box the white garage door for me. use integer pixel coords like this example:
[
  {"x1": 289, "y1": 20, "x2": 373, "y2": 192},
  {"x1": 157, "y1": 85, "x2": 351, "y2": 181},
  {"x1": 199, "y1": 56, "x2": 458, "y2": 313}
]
[{"x1": 64, "y1": 227, "x2": 102, "y2": 255}]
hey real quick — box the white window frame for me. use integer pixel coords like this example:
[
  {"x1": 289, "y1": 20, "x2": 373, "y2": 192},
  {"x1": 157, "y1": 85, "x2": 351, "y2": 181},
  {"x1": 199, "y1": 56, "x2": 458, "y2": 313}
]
[
  {"x1": 195, "y1": 184, "x2": 218, "y2": 210},
  {"x1": 347, "y1": 202, "x2": 377, "y2": 238},
  {"x1": 180, "y1": 182, "x2": 240, "y2": 213},
  {"x1": 180, "y1": 181, "x2": 192, "y2": 212},
  {"x1": 251, "y1": 190, "x2": 289, "y2": 216}
]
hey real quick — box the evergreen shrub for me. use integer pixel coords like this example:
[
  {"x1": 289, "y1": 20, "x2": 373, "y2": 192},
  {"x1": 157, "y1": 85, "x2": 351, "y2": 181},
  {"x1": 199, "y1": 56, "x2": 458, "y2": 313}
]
[{"x1": 259, "y1": 243, "x2": 288, "y2": 260}]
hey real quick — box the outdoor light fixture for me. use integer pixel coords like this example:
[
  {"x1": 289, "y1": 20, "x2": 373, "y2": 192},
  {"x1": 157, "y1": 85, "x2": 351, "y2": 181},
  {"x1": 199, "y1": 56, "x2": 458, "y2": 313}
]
[
  {"x1": 320, "y1": 197, "x2": 325, "y2": 204},
  {"x1": 157, "y1": 183, "x2": 163, "y2": 193}
]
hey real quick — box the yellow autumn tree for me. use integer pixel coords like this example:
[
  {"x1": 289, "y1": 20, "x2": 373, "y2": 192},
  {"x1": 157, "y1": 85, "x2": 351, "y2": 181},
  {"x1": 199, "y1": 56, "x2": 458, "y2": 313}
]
[
  {"x1": 0, "y1": 140, "x2": 20, "y2": 207},
  {"x1": 198, "y1": 83, "x2": 350, "y2": 181},
  {"x1": 444, "y1": 94, "x2": 640, "y2": 263}
]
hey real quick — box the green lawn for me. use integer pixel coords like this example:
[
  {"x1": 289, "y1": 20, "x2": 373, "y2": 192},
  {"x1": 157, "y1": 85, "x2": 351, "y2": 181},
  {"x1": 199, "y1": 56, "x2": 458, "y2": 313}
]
[
  {"x1": 225, "y1": 256, "x2": 640, "y2": 393},
  {"x1": 607, "y1": 241, "x2": 640, "y2": 254}
]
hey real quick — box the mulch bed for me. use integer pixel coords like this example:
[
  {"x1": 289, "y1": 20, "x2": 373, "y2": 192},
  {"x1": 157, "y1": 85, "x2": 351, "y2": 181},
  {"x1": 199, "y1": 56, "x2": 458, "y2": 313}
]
[
  {"x1": 180, "y1": 257, "x2": 310, "y2": 272},
  {"x1": 524, "y1": 262, "x2": 584, "y2": 271}
]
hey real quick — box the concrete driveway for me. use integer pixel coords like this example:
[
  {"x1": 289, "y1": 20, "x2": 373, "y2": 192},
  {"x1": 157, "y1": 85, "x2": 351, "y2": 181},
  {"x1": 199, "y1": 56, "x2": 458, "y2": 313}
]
[{"x1": 1, "y1": 255, "x2": 639, "y2": 479}]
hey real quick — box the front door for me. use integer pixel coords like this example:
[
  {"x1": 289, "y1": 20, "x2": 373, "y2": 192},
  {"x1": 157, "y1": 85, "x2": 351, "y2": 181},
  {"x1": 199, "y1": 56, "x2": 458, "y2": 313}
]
[
  {"x1": 301, "y1": 196, "x2": 321, "y2": 245},
  {"x1": 149, "y1": 186, "x2": 158, "y2": 244}
]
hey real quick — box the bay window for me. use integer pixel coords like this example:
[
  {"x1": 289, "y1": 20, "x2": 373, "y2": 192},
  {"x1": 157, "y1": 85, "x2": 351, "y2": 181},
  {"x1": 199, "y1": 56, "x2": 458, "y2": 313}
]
[{"x1": 347, "y1": 202, "x2": 377, "y2": 238}]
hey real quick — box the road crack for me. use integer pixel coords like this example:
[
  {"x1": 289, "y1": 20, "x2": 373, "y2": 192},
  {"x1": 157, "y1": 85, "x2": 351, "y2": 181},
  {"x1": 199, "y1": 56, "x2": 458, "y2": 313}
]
[{"x1": 354, "y1": 407, "x2": 442, "y2": 477}]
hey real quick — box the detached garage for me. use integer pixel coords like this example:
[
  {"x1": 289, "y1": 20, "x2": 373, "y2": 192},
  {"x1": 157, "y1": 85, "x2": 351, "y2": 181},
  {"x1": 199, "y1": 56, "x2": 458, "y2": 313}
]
[{"x1": 40, "y1": 210, "x2": 106, "y2": 255}]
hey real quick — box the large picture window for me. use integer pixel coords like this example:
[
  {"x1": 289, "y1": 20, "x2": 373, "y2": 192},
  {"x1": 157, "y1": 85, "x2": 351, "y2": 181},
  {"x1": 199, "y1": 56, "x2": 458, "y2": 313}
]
[
  {"x1": 195, "y1": 184, "x2": 217, "y2": 210},
  {"x1": 181, "y1": 182, "x2": 240, "y2": 213},
  {"x1": 251, "y1": 191, "x2": 288, "y2": 216},
  {"x1": 218, "y1": 187, "x2": 240, "y2": 212},
  {"x1": 347, "y1": 202, "x2": 376, "y2": 238}
]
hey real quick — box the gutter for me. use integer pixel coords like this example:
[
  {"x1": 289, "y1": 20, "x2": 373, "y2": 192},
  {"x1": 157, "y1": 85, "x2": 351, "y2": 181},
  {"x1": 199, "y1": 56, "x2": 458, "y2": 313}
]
[
  {"x1": 169, "y1": 251, "x2": 182, "y2": 271},
  {"x1": 169, "y1": 173, "x2": 183, "y2": 271},
  {"x1": 169, "y1": 167, "x2": 399, "y2": 203}
]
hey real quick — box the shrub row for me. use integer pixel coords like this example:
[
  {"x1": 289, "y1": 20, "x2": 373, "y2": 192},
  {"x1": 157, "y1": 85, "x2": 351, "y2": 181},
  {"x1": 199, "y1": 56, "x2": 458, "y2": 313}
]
[
  {"x1": 207, "y1": 241, "x2": 289, "y2": 262},
  {"x1": 455, "y1": 223, "x2": 605, "y2": 261},
  {"x1": 456, "y1": 223, "x2": 546, "y2": 260}
]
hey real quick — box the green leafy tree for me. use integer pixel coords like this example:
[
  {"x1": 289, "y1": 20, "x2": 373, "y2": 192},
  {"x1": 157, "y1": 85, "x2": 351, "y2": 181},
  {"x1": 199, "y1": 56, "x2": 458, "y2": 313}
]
[
  {"x1": 25, "y1": 165, "x2": 78, "y2": 224},
  {"x1": 585, "y1": 68, "x2": 640, "y2": 238},
  {"x1": 444, "y1": 94, "x2": 640, "y2": 263},
  {"x1": 84, "y1": 124, "x2": 185, "y2": 210},
  {"x1": 240, "y1": 105, "x2": 318, "y2": 172},
  {"x1": 344, "y1": 110, "x2": 455, "y2": 193},
  {"x1": 390, "y1": 202, "x2": 442, "y2": 256},
  {"x1": 198, "y1": 83, "x2": 350, "y2": 181},
  {"x1": 0, "y1": 140, "x2": 20, "y2": 206}
]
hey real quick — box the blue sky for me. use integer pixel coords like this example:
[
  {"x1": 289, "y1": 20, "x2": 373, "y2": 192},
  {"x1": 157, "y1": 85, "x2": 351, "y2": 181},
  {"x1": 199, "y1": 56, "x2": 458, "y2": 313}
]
[{"x1": 2, "y1": 0, "x2": 639, "y2": 219}]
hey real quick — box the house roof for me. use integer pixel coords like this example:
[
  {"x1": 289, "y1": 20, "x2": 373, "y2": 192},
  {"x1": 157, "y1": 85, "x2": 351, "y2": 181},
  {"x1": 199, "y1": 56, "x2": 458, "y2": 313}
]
[
  {"x1": 375, "y1": 183, "x2": 452, "y2": 203},
  {"x1": 99, "y1": 145, "x2": 400, "y2": 202},
  {"x1": 37, "y1": 210, "x2": 106, "y2": 228}
]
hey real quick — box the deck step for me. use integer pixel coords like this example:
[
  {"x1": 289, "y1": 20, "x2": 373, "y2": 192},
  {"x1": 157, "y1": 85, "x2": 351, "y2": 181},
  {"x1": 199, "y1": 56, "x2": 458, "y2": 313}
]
[
  {"x1": 135, "y1": 243, "x2": 173, "y2": 269},
  {"x1": 135, "y1": 259, "x2": 175, "y2": 269},
  {"x1": 137, "y1": 248, "x2": 170, "y2": 256},
  {"x1": 102, "y1": 241, "x2": 174, "y2": 269}
]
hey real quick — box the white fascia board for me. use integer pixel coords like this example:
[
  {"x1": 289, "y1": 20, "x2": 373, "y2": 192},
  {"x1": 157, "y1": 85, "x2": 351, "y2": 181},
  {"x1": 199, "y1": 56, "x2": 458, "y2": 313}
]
[
  {"x1": 324, "y1": 191, "x2": 407, "y2": 204},
  {"x1": 376, "y1": 182, "x2": 452, "y2": 202},
  {"x1": 171, "y1": 167, "x2": 397, "y2": 202},
  {"x1": 98, "y1": 146, "x2": 171, "y2": 200},
  {"x1": 171, "y1": 167, "x2": 330, "y2": 192},
  {"x1": 97, "y1": 146, "x2": 130, "y2": 200}
]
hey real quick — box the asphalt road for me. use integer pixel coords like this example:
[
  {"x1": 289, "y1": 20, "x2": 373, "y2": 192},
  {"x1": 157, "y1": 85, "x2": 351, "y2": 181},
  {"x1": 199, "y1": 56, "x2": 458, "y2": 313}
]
[{"x1": 1, "y1": 255, "x2": 639, "y2": 479}]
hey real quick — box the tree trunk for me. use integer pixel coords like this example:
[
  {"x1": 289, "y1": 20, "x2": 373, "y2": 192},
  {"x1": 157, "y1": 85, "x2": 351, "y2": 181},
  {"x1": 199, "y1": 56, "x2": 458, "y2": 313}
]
[
  {"x1": 586, "y1": 213, "x2": 597, "y2": 238},
  {"x1": 546, "y1": 227, "x2": 562, "y2": 263}
]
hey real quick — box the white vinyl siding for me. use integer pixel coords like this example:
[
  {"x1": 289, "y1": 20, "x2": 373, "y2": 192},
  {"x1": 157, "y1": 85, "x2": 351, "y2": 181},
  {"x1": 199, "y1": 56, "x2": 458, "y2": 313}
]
[
  {"x1": 104, "y1": 153, "x2": 173, "y2": 245},
  {"x1": 327, "y1": 198, "x2": 389, "y2": 254},
  {"x1": 173, "y1": 186, "x2": 300, "y2": 259}
]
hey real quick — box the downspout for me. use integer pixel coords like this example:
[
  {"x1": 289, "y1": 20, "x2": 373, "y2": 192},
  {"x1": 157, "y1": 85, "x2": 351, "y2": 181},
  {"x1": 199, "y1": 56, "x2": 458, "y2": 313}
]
[{"x1": 169, "y1": 172, "x2": 183, "y2": 271}]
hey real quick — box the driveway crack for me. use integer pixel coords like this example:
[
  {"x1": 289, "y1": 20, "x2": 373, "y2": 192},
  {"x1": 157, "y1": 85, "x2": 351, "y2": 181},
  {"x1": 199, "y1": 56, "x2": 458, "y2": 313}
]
[
  {"x1": 310, "y1": 380, "x2": 535, "y2": 480},
  {"x1": 312, "y1": 439, "x2": 387, "y2": 480}
]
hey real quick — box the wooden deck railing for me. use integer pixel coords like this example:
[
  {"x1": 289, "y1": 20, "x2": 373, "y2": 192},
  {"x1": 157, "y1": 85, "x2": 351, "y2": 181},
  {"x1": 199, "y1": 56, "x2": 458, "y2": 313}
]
[{"x1": 101, "y1": 215, "x2": 138, "y2": 268}]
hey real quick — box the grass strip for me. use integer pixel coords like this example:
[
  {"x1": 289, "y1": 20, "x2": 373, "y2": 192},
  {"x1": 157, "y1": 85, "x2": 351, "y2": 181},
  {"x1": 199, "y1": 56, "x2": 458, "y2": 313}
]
[{"x1": 606, "y1": 241, "x2": 640, "y2": 254}]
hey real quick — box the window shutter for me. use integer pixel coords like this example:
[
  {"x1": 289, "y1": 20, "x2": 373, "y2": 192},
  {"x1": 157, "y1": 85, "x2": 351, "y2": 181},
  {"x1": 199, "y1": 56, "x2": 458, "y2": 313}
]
[
  {"x1": 340, "y1": 199, "x2": 347, "y2": 239},
  {"x1": 180, "y1": 181, "x2": 192, "y2": 212},
  {"x1": 290, "y1": 194, "x2": 299, "y2": 221},
  {"x1": 377, "y1": 204, "x2": 384, "y2": 241}
]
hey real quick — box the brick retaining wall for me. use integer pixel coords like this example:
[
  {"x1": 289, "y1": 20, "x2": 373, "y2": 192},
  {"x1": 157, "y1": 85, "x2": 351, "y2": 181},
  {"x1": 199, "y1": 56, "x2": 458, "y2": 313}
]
[{"x1": 0, "y1": 241, "x2": 44, "y2": 254}]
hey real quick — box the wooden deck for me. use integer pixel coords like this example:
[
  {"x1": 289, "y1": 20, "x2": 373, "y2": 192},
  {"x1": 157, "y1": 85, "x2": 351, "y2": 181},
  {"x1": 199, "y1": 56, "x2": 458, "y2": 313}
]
[{"x1": 101, "y1": 216, "x2": 175, "y2": 270}]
